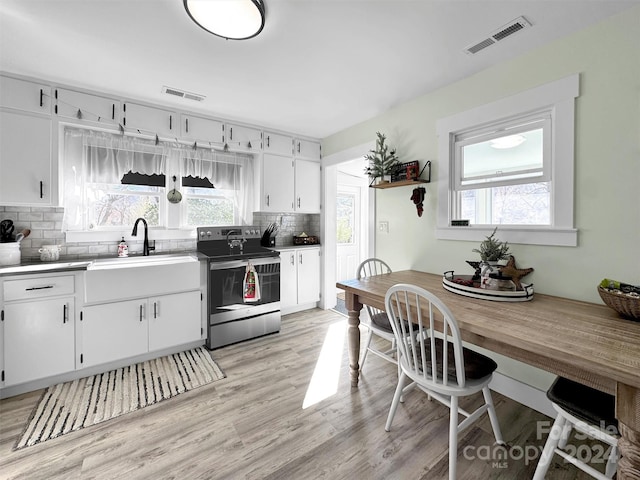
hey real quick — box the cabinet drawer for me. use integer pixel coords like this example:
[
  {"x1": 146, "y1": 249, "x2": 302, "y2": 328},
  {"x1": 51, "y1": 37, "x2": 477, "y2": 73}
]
[{"x1": 4, "y1": 275, "x2": 74, "y2": 301}]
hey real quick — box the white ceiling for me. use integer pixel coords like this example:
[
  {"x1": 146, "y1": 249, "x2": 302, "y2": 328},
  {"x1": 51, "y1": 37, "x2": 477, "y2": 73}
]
[{"x1": 1, "y1": 0, "x2": 638, "y2": 139}]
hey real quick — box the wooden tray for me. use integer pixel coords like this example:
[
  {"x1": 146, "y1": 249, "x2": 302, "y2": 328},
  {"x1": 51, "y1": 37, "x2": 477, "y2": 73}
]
[{"x1": 442, "y1": 271, "x2": 534, "y2": 302}]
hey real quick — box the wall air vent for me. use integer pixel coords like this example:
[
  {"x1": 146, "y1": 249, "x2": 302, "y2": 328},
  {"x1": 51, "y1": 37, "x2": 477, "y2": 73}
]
[
  {"x1": 464, "y1": 16, "x2": 532, "y2": 55},
  {"x1": 161, "y1": 86, "x2": 206, "y2": 102}
]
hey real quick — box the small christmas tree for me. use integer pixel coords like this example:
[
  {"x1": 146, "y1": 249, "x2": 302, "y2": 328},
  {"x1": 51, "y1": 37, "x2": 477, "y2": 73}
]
[
  {"x1": 364, "y1": 132, "x2": 400, "y2": 182},
  {"x1": 472, "y1": 227, "x2": 510, "y2": 262}
]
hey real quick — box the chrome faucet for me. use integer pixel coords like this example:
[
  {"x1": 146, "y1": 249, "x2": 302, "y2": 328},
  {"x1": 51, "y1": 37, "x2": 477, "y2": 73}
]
[{"x1": 131, "y1": 218, "x2": 155, "y2": 256}]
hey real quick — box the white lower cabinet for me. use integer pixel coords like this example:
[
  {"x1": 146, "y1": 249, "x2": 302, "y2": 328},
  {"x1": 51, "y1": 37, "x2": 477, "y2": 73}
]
[
  {"x1": 279, "y1": 247, "x2": 320, "y2": 313},
  {"x1": 81, "y1": 291, "x2": 202, "y2": 369},
  {"x1": 3, "y1": 298, "x2": 75, "y2": 386},
  {"x1": 148, "y1": 291, "x2": 202, "y2": 351},
  {"x1": 81, "y1": 299, "x2": 149, "y2": 369}
]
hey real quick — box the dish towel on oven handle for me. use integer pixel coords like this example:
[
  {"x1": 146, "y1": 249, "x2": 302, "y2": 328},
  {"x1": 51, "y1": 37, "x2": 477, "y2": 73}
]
[{"x1": 243, "y1": 262, "x2": 261, "y2": 302}]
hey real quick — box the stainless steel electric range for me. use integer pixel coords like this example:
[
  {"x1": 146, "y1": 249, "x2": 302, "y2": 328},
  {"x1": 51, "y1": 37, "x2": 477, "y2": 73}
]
[{"x1": 197, "y1": 226, "x2": 281, "y2": 349}]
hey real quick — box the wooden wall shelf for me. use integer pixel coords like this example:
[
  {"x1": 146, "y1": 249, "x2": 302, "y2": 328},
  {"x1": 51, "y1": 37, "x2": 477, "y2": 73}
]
[{"x1": 370, "y1": 179, "x2": 429, "y2": 189}]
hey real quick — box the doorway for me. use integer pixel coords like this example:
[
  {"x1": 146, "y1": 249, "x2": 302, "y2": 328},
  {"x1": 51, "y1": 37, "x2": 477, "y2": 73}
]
[{"x1": 321, "y1": 142, "x2": 375, "y2": 311}]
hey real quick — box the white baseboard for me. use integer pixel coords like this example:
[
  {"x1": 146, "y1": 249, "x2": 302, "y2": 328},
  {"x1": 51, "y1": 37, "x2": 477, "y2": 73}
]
[{"x1": 490, "y1": 371, "x2": 555, "y2": 418}]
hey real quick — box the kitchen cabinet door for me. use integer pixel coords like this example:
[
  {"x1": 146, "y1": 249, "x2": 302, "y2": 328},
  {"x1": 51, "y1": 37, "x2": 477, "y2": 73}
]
[
  {"x1": 263, "y1": 131, "x2": 293, "y2": 156},
  {"x1": 55, "y1": 88, "x2": 119, "y2": 125},
  {"x1": 181, "y1": 114, "x2": 223, "y2": 144},
  {"x1": 295, "y1": 159, "x2": 321, "y2": 213},
  {"x1": 297, "y1": 248, "x2": 321, "y2": 305},
  {"x1": 0, "y1": 75, "x2": 51, "y2": 114},
  {"x1": 148, "y1": 291, "x2": 202, "y2": 352},
  {"x1": 0, "y1": 111, "x2": 53, "y2": 205},
  {"x1": 3, "y1": 298, "x2": 75, "y2": 386},
  {"x1": 224, "y1": 123, "x2": 262, "y2": 152},
  {"x1": 262, "y1": 153, "x2": 295, "y2": 212},
  {"x1": 279, "y1": 251, "x2": 298, "y2": 310},
  {"x1": 123, "y1": 102, "x2": 177, "y2": 137},
  {"x1": 81, "y1": 299, "x2": 149, "y2": 368},
  {"x1": 295, "y1": 139, "x2": 321, "y2": 161}
]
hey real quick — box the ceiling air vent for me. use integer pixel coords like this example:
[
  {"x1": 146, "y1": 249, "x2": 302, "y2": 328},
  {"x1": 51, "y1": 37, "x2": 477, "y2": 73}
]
[
  {"x1": 161, "y1": 86, "x2": 206, "y2": 102},
  {"x1": 464, "y1": 16, "x2": 532, "y2": 55}
]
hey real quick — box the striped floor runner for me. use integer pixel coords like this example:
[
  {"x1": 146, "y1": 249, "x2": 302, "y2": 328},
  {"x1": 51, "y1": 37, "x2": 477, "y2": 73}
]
[{"x1": 15, "y1": 347, "x2": 225, "y2": 449}]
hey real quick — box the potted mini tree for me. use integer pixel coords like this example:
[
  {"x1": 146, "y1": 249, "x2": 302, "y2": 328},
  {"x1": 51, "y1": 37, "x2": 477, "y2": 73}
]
[
  {"x1": 472, "y1": 227, "x2": 510, "y2": 264},
  {"x1": 364, "y1": 132, "x2": 400, "y2": 184}
]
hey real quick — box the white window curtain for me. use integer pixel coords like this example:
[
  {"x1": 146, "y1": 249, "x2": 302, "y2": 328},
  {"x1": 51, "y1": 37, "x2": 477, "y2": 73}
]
[
  {"x1": 181, "y1": 148, "x2": 255, "y2": 225},
  {"x1": 84, "y1": 131, "x2": 167, "y2": 183},
  {"x1": 62, "y1": 127, "x2": 256, "y2": 230}
]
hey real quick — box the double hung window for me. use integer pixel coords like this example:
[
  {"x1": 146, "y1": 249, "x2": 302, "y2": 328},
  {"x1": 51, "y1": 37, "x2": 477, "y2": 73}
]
[
  {"x1": 436, "y1": 74, "x2": 579, "y2": 246},
  {"x1": 454, "y1": 112, "x2": 551, "y2": 226},
  {"x1": 62, "y1": 128, "x2": 254, "y2": 236}
]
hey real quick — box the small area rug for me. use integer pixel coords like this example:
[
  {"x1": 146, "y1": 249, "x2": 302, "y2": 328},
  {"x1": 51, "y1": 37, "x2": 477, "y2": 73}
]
[{"x1": 15, "y1": 346, "x2": 225, "y2": 449}]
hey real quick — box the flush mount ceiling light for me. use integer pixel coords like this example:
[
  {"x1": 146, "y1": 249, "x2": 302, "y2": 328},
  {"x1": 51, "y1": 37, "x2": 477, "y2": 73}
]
[
  {"x1": 490, "y1": 134, "x2": 526, "y2": 149},
  {"x1": 183, "y1": 0, "x2": 265, "y2": 40}
]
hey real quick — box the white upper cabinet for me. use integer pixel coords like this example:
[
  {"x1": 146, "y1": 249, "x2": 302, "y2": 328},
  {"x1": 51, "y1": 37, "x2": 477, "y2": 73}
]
[
  {"x1": 262, "y1": 153, "x2": 295, "y2": 212},
  {"x1": 295, "y1": 159, "x2": 321, "y2": 213},
  {"x1": 294, "y1": 139, "x2": 321, "y2": 161},
  {"x1": 181, "y1": 114, "x2": 224, "y2": 145},
  {"x1": 122, "y1": 102, "x2": 177, "y2": 137},
  {"x1": 0, "y1": 111, "x2": 53, "y2": 205},
  {"x1": 263, "y1": 131, "x2": 293, "y2": 156},
  {"x1": 55, "y1": 88, "x2": 120, "y2": 125},
  {"x1": 0, "y1": 75, "x2": 51, "y2": 114},
  {"x1": 224, "y1": 123, "x2": 262, "y2": 152}
]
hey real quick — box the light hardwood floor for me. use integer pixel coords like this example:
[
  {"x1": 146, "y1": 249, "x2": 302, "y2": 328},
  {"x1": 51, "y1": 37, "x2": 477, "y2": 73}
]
[{"x1": 0, "y1": 308, "x2": 598, "y2": 479}]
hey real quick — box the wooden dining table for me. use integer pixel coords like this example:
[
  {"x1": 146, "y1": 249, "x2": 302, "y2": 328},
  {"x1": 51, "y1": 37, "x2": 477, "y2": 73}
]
[{"x1": 337, "y1": 270, "x2": 640, "y2": 479}]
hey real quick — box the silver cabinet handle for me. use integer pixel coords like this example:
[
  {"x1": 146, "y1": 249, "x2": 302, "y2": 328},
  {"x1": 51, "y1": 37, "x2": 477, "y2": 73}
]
[
  {"x1": 185, "y1": 118, "x2": 189, "y2": 133},
  {"x1": 266, "y1": 194, "x2": 270, "y2": 206},
  {"x1": 63, "y1": 303, "x2": 68, "y2": 324},
  {"x1": 290, "y1": 254, "x2": 295, "y2": 265},
  {"x1": 297, "y1": 197, "x2": 301, "y2": 208},
  {"x1": 154, "y1": 301, "x2": 157, "y2": 319},
  {"x1": 299, "y1": 253, "x2": 303, "y2": 265},
  {"x1": 139, "y1": 304, "x2": 143, "y2": 322}
]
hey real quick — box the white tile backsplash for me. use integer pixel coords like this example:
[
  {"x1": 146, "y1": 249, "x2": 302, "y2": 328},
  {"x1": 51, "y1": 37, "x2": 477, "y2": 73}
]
[{"x1": 1, "y1": 205, "x2": 320, "y2": 260}]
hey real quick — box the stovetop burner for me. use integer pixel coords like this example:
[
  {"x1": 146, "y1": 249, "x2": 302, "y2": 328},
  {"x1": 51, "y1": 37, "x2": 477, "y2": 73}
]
[{"x1": 196, "y1": 226, "x2": 278, "y2": 261}]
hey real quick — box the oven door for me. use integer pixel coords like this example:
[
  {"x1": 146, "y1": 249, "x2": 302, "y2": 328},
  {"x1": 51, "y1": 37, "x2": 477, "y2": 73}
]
[{"x1": 209, "y1": 255, "x2": 280, "y2": 324}]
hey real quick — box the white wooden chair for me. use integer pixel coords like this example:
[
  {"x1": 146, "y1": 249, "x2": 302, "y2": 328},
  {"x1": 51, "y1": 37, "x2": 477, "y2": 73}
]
[
  {"x1": 384, "y1": 284, "x2": 504, "y2": 480},
  {"x1": 533, "y1": 377, "x2": 619, "y2": 480},
  {"x1": 356, "y1": 258, "x2": 398, "y2": 370}
]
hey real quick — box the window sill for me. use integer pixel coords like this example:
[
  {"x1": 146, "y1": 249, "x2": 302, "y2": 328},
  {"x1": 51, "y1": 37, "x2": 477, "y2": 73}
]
[
  {"x1": 436, "y1": 226, "x2": 577, "y2": 247},
  {"x1": 66, "y1": 228, "x2": 197, "y2": 244}
]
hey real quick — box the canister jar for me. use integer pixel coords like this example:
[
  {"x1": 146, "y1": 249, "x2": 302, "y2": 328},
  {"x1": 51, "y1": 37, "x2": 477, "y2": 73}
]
[
  {"x1": 486, "y1": 273, "x2": 516, "y2": 291},
  {"x1": 38, "y1": 245, "x2": 61, "y2": 262}
]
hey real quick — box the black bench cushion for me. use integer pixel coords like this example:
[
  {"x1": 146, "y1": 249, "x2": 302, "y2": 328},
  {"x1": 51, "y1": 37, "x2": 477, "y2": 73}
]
[
  {"x1": 414, "y1": 338, "x2": 498, "y2": 382},
  {"x1": 370, "y1": 312, "x2": 419, "y2": 334},
  {"x1": 547, "y1": 377, "x2": 618, "y2": 430}
]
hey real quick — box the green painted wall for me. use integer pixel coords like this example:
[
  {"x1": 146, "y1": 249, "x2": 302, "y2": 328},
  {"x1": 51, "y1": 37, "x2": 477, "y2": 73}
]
[{"x1": 323, "y1": 7, "x2": 640, "y2": 305}]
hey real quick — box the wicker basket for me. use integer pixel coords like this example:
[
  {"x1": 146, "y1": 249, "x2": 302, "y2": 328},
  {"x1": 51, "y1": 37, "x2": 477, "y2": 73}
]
[
  {"x1": 293, "y1": 235, "x2": 319, "y2": 245},
  {"x1": 597, "y1": 286, "x2": 640, "y2": 320}
]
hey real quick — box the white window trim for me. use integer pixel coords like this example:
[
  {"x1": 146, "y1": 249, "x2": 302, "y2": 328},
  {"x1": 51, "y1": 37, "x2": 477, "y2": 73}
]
[{"x1": 436, "y1": 74, "x2": 579, "y2": 247}]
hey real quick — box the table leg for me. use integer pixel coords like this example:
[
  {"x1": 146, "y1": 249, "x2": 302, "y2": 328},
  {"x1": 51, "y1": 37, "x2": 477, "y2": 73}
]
[
  {"x1": 344, "y1": 292, "x2": 363, "y2": 387},
  {"x1": 616, "y1": 383, "x2": 640, "y2": 479}
]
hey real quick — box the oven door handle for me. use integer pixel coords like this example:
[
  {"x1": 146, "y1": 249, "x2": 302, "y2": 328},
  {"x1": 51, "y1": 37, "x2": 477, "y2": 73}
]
[{"x1": 209, "y1": 255, "x2": 280, "y2": 270}]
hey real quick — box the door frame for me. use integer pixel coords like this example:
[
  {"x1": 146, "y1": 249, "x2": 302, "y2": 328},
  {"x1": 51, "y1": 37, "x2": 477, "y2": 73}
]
[{"x1": 320, "y1": 141, "x2": 375, "y2": 309}]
